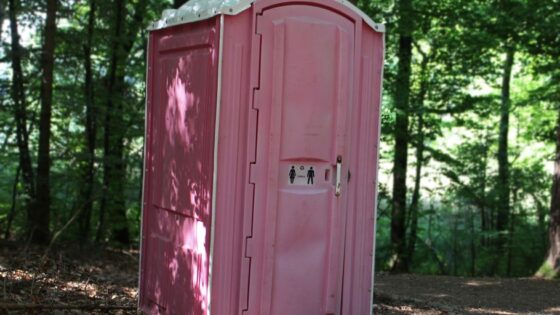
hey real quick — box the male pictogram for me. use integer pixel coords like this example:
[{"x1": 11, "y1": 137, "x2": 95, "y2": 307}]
[
  {"x1": 289, "y1": 166, "x2": 296, "y2": 184},
  {"x1": 307, "y1": 167, "x2": 315, "y2": 184}
]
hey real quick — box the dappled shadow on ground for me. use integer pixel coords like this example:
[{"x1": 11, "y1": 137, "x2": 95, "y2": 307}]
[
  {"x1": 375, "y1": 273, "x2": 560, "y2": 314},
  {"x1": 3, "y1": 246, "x2": 559, "y2": 315},
  {"x1": 0, "y1": 242, "x2": 138, "y2": 314}
]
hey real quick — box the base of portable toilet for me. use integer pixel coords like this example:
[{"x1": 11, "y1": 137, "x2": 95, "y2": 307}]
[{"x1": 139, "y1": 1, "x2": 384, "y2": 314}]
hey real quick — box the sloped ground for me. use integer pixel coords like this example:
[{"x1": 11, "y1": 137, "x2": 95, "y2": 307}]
[
  {"x1": 374, "y1": 273, "x2": 560, "y2": 314},
  {"x1": 1, "y1": 243, "x2": 559, "y2": 314}
]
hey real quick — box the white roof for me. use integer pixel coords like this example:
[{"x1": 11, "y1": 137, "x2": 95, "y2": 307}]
[{"x1": 148, "y1": 0, "x2": 384, "y2": 32}]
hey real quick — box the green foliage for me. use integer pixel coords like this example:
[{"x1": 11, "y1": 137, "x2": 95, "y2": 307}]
[
  {"x1": 371, "y1": 0, "x2": 560, "y2": 276},
  {"x1": 0, "y1": 0, "x2": 173, "y2": 244},
  {"x1": 0, "y1": 0, "x2": 558, "y2": 279}
]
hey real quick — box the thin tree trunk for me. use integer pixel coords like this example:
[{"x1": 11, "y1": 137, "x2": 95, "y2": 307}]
[
  {"x1": 32, "y1": 0, "x2": 57, "y2": 244},
  {"x1": 536, "y1": 106, "x2": 560, "y2": 279},
  {"x1": 78, "y1": 0, "x2": 97, "y2": 243},
  {"x1": 405, "y1": 116, "x2": 422, "y2": 269},
  {"x1": 404, "y1": 46, "x2": 429, "y2": 269},
  {"x1": 533, "y1": 194, "x2": 548, "y2": 252},
  {"x1": 480, "y1": 137, "x2": 489, "y2": 246},
  {"x1": 495, "y1": 45, "x2": 515, "y2": 272},
  {"x1": 507, "y1": 202, "x2": 516, "y2": 276},
  {"x1": 4, "y1": 165, "x2": 20, "y2": 239},
  {"x1": 8, "y1": 0, "x2": 35, "y2": 230},
  {"x1": 470, "y1": 206, "x2": 476, "y2": 276},
  {"x1": 391, "y1": 0, "x2": 413, "y2": 273},
  {"x1": 453, "y1": 213, "x2": 458, "y2": 276},
  {"x1": 97, "y1": 0, "x2": 127, "y2": 244},
  {"x1": 96, "y1": 0, "x2": 147, "y2": 244}
]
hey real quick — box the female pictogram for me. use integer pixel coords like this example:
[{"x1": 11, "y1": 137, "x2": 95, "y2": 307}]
[{"x1": 289, "y1": 166, "x2": 296, "y2": 184}]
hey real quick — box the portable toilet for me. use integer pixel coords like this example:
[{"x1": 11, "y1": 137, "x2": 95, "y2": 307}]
[{"x1": 139, "y1": 0, "x2": 385, "y2": 314}]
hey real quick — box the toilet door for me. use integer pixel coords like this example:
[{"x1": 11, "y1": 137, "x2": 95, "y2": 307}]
[{"x1": 246, "y1": 4, "x2": 355, "y2": 315}]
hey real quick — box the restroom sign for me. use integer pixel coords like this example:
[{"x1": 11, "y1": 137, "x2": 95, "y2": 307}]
[{"x1": 288, "y1": 165, "x2": 315, "y2": 185}]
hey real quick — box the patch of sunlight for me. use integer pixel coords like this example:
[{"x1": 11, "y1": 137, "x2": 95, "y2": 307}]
[
  {"x1": 424, "y1": 293, "x2": 449, "y2": 298},
  {"x1": 464, "y1": 280, "x2": 499, "y2": 287},
  {"x1": 1, "y1": 268, "x2": 36, "y2": 281},
  {"x1": 545, "y1": 307, "x2": 560, "y2": 313},
  {"x1": 62, "y1": 280, "x2": 100, "y2": 298},
  {"x1": 466, "y1": 308, "x2": 515, "y2": 315},
  {"x1": 123, "y1": 286, "x2": 138, "y2": 299}
]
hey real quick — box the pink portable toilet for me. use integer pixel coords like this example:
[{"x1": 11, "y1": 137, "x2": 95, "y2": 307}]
[{"x1": 139, "y1": 0, "x2": 384, "y2": 314}]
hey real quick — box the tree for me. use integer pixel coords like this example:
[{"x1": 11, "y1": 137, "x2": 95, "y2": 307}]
[
  {"x1": 493, "y1": 0, "x2": 520, "y2": 265},
  {"x1": 78, "y1": 0, "x2": 97, "y2": 243},
  {"x1": 533, "y1": 0, "x2": 560, "y2": 280},
  {"x1": 538, "y1": 106, "x2": 560, "y2": 278},
  {"x1": 405, "y1": 43, "x2": 430, "y2": 268},
  {"x1": 8, "y1": 0, "x2": 36, "y2": 239},
  {"x1": 96, "y1": 0, "x2": 148, "y2": 244},
  {"x1": 390, "y1": 0, "x2": 413, "y2": 273},
  {"x1": 31, "y1": 0, "x2": 58, "y2": 243}
]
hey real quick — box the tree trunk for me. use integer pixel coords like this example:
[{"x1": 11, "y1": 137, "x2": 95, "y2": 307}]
[
  {"x1": 470, "y1": 206, "x2": 476, "y2": 276},
  {"x1": 533, "y1": 194, "x2": 548, "y2": 252},
  {"x1": 480, "y1": 136, "x2": 489, "y2": 246},
  {"x1": 536, "y1": 106, "x2": 560, "y2": 279},
  {"x1": 96, "y1": 0, "x2": 147, "y2": 244},
  {"x1": 452, "y1": 213, "x2": 458, "y2": 276},
  {"x1": 4, "y1": 165, "x2": 20, "y2": 239},
  {"x1": 405, "y1": 113, "x2": 422, "y2": 270},
  {"x1": 31, "y1": 0, "x2": 57, "y2": 244},
  {"x1": 404, "y1": 47, "x2": 429, "y2": 269},
  {"x1": 495, "y1": 45, "x2": 515, "y2": 270},
  {"x1": 8, "y1": 0, "x2": 35, "y2": 233},
  {"x1": 78, "y1": 0, "x2": 97, "y2": 243},
  {"x1": 391, "y1": 0, "x2": 413, "y2": 273},
  {"x1": 97, "y1": 0, "x2": 128, "y2": 244}
]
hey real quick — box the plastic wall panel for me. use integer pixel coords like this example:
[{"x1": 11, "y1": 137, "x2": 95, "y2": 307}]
[
  {"x1": 341, "y1": 22, "x2": 385, "y2": 315},
  {"x1": 139, "y1": 18, "x2": 220, "y2": 315},
  {"x1": 210, "y1": 10, "x2": 253, "y2": 315}
]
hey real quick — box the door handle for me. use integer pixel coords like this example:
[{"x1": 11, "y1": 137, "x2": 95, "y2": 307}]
[{"x1": 335, "y1": 155, "x2": 342, "y2": 197}]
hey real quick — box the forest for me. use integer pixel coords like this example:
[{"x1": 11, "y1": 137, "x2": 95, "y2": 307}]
[{"x1": 0, "y1": 0, "x2": 559, "y2": 313}]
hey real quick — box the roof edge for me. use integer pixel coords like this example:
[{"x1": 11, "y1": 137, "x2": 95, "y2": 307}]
[
  {"x1": 148, "y1": 0, "x2": 384, "y2": 33},
  {"x1": 337, "y1": 0, "x2": 385, "y2": 33},
  {"x1": 147, "y1": 0, "x2": 253, "y2": 30}
]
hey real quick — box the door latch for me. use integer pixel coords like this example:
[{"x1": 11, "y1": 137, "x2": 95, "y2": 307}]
[{"x1": 335, "y1": 155, "x2": 342, "y2": 197}]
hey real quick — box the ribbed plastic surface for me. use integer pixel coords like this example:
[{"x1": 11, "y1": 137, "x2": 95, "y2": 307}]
[
  {"x1": 149, "y1": 0, "x2": 385, "y2": 32},
  {"x1": 150, "y1": 0, "x2": 252, "y2": 29}
]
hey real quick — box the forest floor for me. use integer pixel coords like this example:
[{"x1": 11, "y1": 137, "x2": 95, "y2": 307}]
[
  {"x1": 0, "y1": 242, "x2": 137, "y2": 314},
  {"x1": 0, "y1": 243, "x2": 559, "y2": 314},
  {"x1": 374, "y1": 273, "x2": 560, "y2": 314}
]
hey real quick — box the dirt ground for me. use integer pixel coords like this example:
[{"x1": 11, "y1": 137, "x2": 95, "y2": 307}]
[
  {"x1": 1, "y1": 243, "x2": 559, "y2": 314},
  {"x1": 0, "y1": 242, "x2": 137, "y2": 314},
  {"x1": 374, "y1": 273, "x2": 560, "y2": 314}
]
